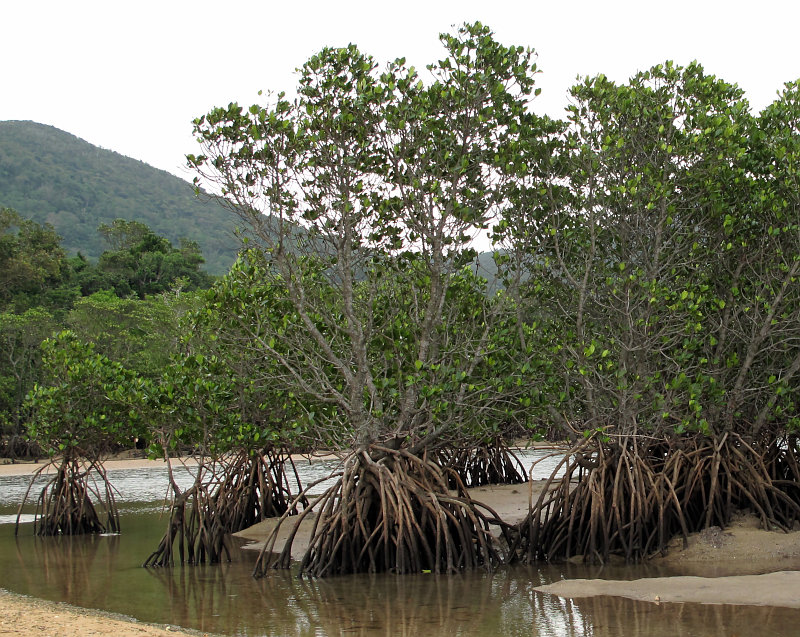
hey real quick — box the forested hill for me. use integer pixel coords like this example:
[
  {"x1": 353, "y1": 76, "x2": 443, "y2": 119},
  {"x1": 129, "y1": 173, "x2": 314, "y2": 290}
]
[{"x1": 0, "y1": 121, "x2": 239, "y2": 274}]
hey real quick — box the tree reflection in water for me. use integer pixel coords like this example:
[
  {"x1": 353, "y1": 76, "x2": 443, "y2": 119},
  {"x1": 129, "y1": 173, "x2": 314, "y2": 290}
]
[
  {"x1": 23, "y1": 533, "x2": 118, "y2": 607},
  {"x1": 4, "y1": 516, "x2": 800, "y2": 636},
  {"x1": 144, "y1": 562, "x2": 241, "y2": 635},
  {"x1": 250, "y1": 571, "x2": 497, "y2": 636}
]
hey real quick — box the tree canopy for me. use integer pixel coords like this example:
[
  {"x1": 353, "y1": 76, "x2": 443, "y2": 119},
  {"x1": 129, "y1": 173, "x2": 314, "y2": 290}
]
[
  {"x1": 189, "y1": 22, "x2": 541, "y2": 454},
  {"x1": 0, "y1": 214, "x2": 214, "y2": 452},
  {"x1": 5, "y1": 21, "x2": 800, "y2": 571}
]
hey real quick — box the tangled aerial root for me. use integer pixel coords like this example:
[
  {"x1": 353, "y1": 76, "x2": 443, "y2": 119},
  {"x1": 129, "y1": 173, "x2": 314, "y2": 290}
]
[
  {"x1": 143, "y1": 478, "x2": 229, "y2": 567},
  {"x1": 144, "y1": 447, "x2": 307, "y2": 567},
  {"x1": 16, "y1": 457, "x2": 119, "y2": 536},
  {"x1": 254, "y1": 446, "x2": 510, "y2": 578},
  {"x1": 511, "y1": 432, "x2": 800, "y2": 564},
  {"x1": 763, "y1": 434, "x2": 800, "y2": 517},
  {"x1": 210, "y1": 447, "x2": 307, "y2": 533},
  {"x1": 435, "y1": 441, "x2": 528, "y2": 488}
]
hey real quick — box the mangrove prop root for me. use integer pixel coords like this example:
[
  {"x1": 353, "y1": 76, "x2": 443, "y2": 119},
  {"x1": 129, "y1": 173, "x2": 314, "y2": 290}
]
[
  {"x1": 143, "y1": 479, "x2": 232, "y2": 568},
  {"x1": 511, "y1": 433, "x2": 800, "y2": 565},
  {"x1": 253, "y1": 447, "x2": 509, "y2": 578},
  {"x1": 16, "y1": 457, "x2": 120, "y2": 536},
  {"x1": 210, "y1": 447, "x2": 308, "y2": 533},
  {"x1": 435, "y1": 441, "x2": 528, "y2": 488},
  {"x1": 144, "y1": 447, "x2": 308, "y2": 568}
]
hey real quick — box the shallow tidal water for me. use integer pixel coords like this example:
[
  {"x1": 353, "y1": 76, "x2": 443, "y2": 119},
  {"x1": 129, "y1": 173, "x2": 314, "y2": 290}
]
[{"x1": 1, "y1": 455, "x2": 799, "y2": 636}]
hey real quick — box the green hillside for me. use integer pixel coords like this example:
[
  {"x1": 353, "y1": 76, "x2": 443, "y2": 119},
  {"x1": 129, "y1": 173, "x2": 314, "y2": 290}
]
[{"x1": 0, "y1": 121, "x2": 239, "y2": 274}]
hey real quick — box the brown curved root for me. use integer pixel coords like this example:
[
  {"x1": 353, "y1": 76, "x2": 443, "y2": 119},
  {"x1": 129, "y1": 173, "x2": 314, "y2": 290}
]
[
  {"x1": 210, "y1": 447, "x2": 308, "y2": 533},
  {"x1": 143, "y1": 479, "x2": 231, "y2": 568},
  {"x1": 435, "y1": 440, "x2": 528, "y2": 488},
  {"x1": 144, "y1": 448, "x2": 310, "y2": 568},
  {"x1": 254, "y1": 447, "x2": 508, "y2": 578},
  {"x1": 17, "y1": 457, "x2": 119, "y2": 536},
  {"x1": 512, "y1": 433, "x2": 800, "y2": 565}
]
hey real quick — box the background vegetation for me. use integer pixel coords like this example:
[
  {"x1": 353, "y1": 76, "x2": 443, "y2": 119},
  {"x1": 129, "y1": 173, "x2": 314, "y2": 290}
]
[{"x1": 0, "y1": 121, "x2": 238, "y2": 274}]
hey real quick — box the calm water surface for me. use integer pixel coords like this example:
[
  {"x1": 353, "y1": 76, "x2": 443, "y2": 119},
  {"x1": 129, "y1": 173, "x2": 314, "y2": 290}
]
[{"x1": 1, "y1": 452, "x2": 799, "y2": 636}]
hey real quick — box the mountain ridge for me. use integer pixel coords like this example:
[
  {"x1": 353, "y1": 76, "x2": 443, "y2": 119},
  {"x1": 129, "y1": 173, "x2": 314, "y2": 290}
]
[{"x1": 0, "y1": 120, "x2": 239, "y2": 274}]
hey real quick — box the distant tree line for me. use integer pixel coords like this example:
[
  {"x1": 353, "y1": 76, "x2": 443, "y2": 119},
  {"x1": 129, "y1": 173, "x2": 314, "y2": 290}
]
[
  {"x1": 0, "y1": 210, "x2": 214, "y2": 456},
  {"x1": 0, "y1": 120, "x2": 240, "y2": 275}
]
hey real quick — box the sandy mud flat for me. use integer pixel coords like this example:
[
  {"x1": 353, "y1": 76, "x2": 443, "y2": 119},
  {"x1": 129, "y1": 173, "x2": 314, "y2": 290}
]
[{"x1": 0, "y1": 589, "x2": 211, "y2": 637}]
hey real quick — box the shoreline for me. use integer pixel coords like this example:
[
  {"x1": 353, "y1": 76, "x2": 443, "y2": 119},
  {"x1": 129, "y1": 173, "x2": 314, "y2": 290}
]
[
  {"x1": 0, "y1": 588, "x2": 212, "y2": 637},
  {"x1": 2, "y1": 458, "x2": 800, "y2": 634},
  {"x1": 533, "y1": 570, "x2": 800, "y2": 607},
  {"x1": 0, "y1": 456, "x2": 177, "y2": 477},
  {"x1": 0, "y1": 452, "x2": 343, "y2": 477},
  {"x1": 0, "y1": 443, "x2": 555, "y2": 477}
]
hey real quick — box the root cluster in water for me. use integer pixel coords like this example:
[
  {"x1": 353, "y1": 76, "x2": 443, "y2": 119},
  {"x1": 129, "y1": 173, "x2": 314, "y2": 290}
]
[
  {"x1": 512, "y1": 432, "x2": 800, "y2": 564},
  {"x1": 143, "y1": 483, "x2": 229, "y2": 567},
  {"x1": 16, "y1": 457, "x2": 119, "y2": 537},
  {"x1": 144, "y1": 447, "x2": 307, "y2": 567},
  {"x1": 254, "y1": 446, "x2": 510, "y2": 578}
]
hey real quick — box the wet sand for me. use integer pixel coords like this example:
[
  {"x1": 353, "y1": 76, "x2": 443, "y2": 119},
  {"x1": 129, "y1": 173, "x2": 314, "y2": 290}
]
[
  {"x1": 0, "y1": 589, "x2": 211, "y2": 636},
  {"x1": 653, "y1": 511, "x2": 800, "y2": 574},
  {"x1": 534, "y1": 570, "x2": 800, "y2": 607},
  {"x1": 0, "y1": 456, "x2": 180, "y2": 477},
  {"x1": 534, "y1": 510, "x2": 800, "y2": 608},
  {"x1": 0, "y1": 453, "x2": 341, "y2": 477}
]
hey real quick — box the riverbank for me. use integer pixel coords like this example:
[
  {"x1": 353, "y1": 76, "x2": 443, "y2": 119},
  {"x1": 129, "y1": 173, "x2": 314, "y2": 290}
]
[
  {"x1": 0, "y1": 452, "x2": 341, "y2": 477},
  {"x1": 0, "y1": 589, "x2": 213, "y2": 636},
  {"x1": 3, "y1": 458, "x2": 800, "y2": 635},
  {"x1": 535, "y1": 510, "x2": 800, "y2": 607},
  {"x1": 0, "y1": 455, "x2": 181, "y2": 476},
  {"x1": 0, "y1": 443, "x2": 555, "y2": 477},
  {"x1": 534, "y1": 570, "x2": 800, "y2": 607}
]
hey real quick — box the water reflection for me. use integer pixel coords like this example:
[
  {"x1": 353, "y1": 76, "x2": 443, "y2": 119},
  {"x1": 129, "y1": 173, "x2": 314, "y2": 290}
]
[
  {"x1": 4, "y1": 514, "x2": 800, "y2": 637},
  {"x1": 2, "y1": 454, "x2": 800, "y2": 636},
  {"x1": 39, "y1": 533, "x2": 119, "y2": 606},
  {"x1": 269, "y1": 573, "x2": 502, "y2": 636},
  {"x1": 531, "y1": 593, "x2": 800, "y2": 637},
  {"x1": 143, "y1": 561, "x2": 250, "y2": 635}
]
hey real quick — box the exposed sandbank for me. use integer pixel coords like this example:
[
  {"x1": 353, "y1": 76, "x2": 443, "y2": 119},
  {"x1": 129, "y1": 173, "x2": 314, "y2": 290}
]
[
  {"x1": 535, "y1": 571, "x2": 800, "y2": 607},
  {"x1": 0, "y1": 589, "x2": 210, "y2": 637},
  {"x1": 535, "y1": 512, "x2": 800, "y2": 608}
]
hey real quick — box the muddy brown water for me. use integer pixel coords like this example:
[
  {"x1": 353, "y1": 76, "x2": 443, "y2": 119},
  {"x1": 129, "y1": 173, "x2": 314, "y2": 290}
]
[{"x1": 1, "y1": 456, "x2": 799, "y2": 636}]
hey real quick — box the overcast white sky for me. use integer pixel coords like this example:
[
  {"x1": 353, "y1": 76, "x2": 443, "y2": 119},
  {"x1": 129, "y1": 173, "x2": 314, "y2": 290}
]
[{"x1": 2, "y1": 0, "x2": 799, "y2": 180}]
